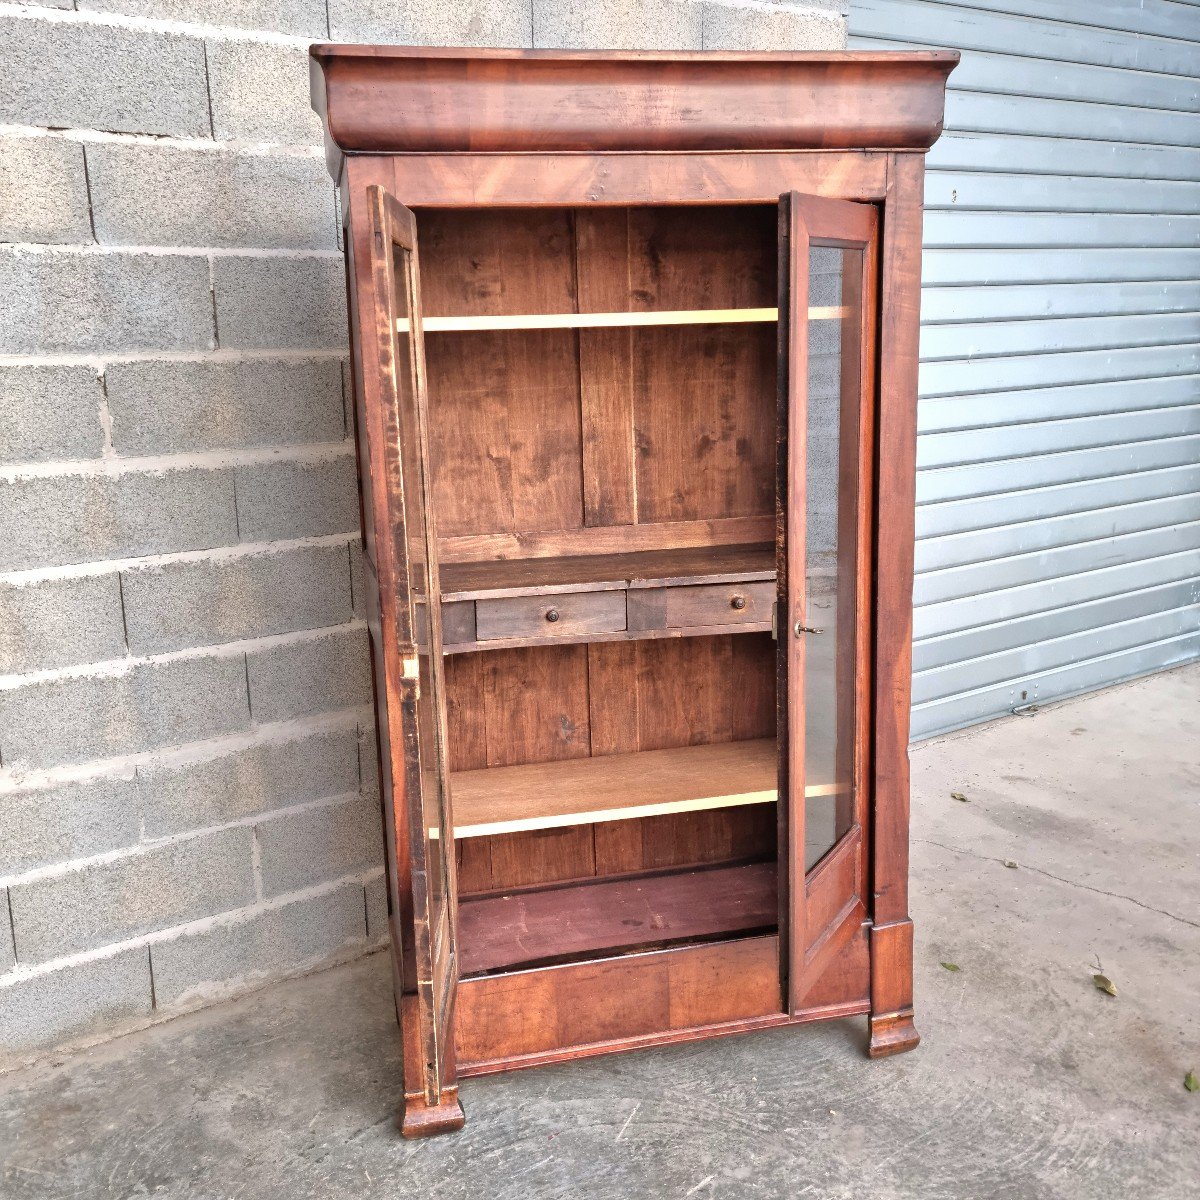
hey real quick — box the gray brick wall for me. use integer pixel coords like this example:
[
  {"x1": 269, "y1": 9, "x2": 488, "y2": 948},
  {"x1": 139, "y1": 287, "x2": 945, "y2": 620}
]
[{"x1": 0, "y1": 0, "x2": 845, "y2": 1069}]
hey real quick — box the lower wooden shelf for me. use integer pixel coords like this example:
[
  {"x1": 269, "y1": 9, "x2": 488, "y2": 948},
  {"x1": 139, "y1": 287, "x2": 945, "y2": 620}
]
[
  {"x1": 440, "y1": 737, "x2": 847, "y2": 840},
  {"x1": 445, "y1": 738, "x2": 771, "y2": 839},
  {"x1": 457, "y1": 861, "x2": 778, "y2": 977}
]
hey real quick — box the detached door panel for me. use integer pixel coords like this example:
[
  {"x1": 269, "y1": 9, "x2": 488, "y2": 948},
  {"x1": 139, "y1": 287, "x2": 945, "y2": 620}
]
[
  {"x1": 360, "y1": 185, "x2": 461, "y2": 1130},
  {"x1": 778, "y1": 191, "x2": 879, "y2": 1014}
]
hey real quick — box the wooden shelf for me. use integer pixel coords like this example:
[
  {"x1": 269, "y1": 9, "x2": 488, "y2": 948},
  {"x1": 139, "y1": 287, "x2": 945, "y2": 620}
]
[
  {"x1": 440, "y1": 542, "x2": 774, "y2": 602},
  {"x1": 397, "y1": 305, "x2": 847, "y2": 334},
  {"x1": 441, "y1": 737, "x2": 846, "y2": 840},
  {"x1": 458, "y1": 861, "x2": 778, "y2": 977}
]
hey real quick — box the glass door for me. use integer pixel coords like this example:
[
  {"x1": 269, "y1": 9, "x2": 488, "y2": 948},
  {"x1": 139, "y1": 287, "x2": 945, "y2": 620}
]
[
  {"x1": 778, "y1": 191, "x2": 879, "y2": 1013},
  {"x1": 364, "y1": 186, "x2": 459, "y2": 1110}
]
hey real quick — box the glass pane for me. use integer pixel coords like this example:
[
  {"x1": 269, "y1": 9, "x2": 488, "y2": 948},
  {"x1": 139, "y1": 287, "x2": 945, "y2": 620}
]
[
  {"x1": 804, "y1": 244, "x2": 862, "y2": 870},
  {"x1": 392, "y1": 245, "x2": 454, "y2": 986}
]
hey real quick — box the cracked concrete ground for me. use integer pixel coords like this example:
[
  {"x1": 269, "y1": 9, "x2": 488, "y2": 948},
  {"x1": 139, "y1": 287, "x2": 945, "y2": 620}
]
[{"x1": 1, "y1": 663, "x2": 1197, "y2": 1199}]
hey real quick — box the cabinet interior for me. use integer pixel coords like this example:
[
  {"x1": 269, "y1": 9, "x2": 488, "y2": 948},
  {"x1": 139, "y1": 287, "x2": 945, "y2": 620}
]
[{"x1": 421, "y1": 203, "x2": 783, "y2": 978}]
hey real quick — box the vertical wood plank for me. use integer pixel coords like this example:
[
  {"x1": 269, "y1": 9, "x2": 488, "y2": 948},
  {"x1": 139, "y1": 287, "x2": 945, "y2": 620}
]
[
  {"x1": 575, "y1": 209, "x2": 638, "y2": 527},
  {"x1": 482, "y1": 644, "x2": 591, "y2": 767},
  {"x1": 586, "y1": 640, "x2": 640, "y2": 756},
  {"x1": 636, "y1": 637, "x2": 734, "y2": 750}
]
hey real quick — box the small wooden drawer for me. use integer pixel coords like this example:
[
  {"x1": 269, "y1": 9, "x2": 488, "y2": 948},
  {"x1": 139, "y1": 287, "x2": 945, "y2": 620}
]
[
  {"x1": 475, "y1": 590, "x2": 627, "y2": 642},
  {"x1": 628, "y1": 580, "x2": 775, "y2": 632}
]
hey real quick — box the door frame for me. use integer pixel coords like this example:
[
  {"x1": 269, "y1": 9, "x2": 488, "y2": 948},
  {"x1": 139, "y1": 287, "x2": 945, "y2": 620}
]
[
  {"x1": 349, "y1": 182, "x2": 465, "y2": 1135},
  {"x1": 777, "y1": 190, "x2": 880, "y2": 1016}
]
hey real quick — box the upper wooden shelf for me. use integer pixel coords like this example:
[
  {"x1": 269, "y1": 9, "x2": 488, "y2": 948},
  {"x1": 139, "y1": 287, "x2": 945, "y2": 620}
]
[
  {"x1": 442, "y1": 737, "x2": 846, "y2": 840},
  {"x1": 398, "y1": 306, "x2": 843, "y2": 334},
  {"x1": 440, "y1": 542, "x2": 774, "y2": 602}
]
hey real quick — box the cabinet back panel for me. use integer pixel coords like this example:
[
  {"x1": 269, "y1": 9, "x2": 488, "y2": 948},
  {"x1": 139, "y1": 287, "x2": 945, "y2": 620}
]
[
  {"x1": 622, "y1": 205, "x2": 775, "y2": 311},
  {"x1": 419, "y1": 204, "x2": 776, "y2": 542},
  {"x1": 446, "y1": 633, "x2": 777, "y2": 895},
  {"x1": 425, "y1": 329, "x2": 585, "y2": 538},
  {"x1": 417, "y1": 208, "x2": 577, "y2": 317},
  {"x1": 631, "y1": 324, "x2": 775, "y2": 523}
]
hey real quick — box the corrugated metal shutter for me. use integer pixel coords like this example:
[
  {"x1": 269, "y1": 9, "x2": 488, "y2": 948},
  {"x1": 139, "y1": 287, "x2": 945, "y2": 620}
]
[{"x1": 850, "y1": 0, "x2": 1200, "y2": 738}]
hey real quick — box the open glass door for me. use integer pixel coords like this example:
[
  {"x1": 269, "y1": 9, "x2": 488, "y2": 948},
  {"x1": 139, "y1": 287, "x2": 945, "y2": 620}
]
[
  {"x1": 778, "y1": 191, "x2": 879, "y2": 1013},
  {"x1": 363, "y1": 186, "x2": 460, "y2": 1130}
]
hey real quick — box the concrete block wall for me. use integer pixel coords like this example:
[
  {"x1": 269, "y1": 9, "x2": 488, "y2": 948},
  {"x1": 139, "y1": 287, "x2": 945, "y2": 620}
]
[{"x1": 0, "y1": 0, "x2": 846, "y2": 1068}]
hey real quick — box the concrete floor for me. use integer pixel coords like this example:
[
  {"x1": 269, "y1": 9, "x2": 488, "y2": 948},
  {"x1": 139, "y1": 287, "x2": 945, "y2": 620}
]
[{"x1": 2, "y1": 664, "x2": 1197, "y2": 1199}]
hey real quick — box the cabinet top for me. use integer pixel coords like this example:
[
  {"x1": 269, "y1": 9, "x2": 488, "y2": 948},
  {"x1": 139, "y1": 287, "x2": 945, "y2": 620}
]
[{"x1": 310, "y1": 45, "x2": 958, "y2": 168}]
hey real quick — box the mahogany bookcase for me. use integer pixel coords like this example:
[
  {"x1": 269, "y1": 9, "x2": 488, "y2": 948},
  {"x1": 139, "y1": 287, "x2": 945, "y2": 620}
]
[{"x1": 311, "y1": 45, "x2": 956, "y2": 1137}]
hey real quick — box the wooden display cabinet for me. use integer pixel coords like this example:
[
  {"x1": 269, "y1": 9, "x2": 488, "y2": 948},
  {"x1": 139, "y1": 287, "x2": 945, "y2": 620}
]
[{"x1": 311, "y1": 45, "x2": 956, "y2": 1137}]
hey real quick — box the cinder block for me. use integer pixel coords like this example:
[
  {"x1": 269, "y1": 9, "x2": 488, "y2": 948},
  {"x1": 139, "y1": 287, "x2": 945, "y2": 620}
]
[
  {"x1": 247, "y1": 627, "x2": 371, "y2": 724},
  {"x1": 105, "y1": 358, "x2": 344, "y2": 456},
  {"x1": 234, "y1": 454, "x2": 358, "y2": 543},
  {"x1": 339, "y1": 361, "x2": 351, "y2": 436},
  {"x1": 1, "y1": 893, "x2": 14, "y2": 972},
  {"x1": 149, "y1": 883, "x2": 367, "y2": 1009},
  {"x1": 0, "y1": 249, "x2": 212, "y2": 355},
  {"x1": 139, "y1": 725, "x2": 360, "y2": 838},
  {"x1": 0, "y1": 138, "x2": 91, "y2": 245},
  {"x1": 0, "y1": 773, "x2": 141, "y2": 877},
  {"x1": 212, "y1": 256, "x2": 347, "y2": 349},
  {"x1": 0, "y1": 366, "x2": 104, "y2": 464},
  {"x1": 256, "y1": 796, "x2": 383, "y2": 898},
  {"x1": 88, "y1": 144, "x2": 337, "y2": 251},
  {"x1": 348, "y1": 539, "x2": 365, "y2": 619},
  {"x1": 328, "y1": 0, "x2": 532, "y2": 45},
  {"x1": 0, "y1": 467, "x2": 237, "y2": 573},
  {"x1": 121, "y1": 542, "x2": 353, "y2": 656},
  {"x1": 206, "y1": 40, "x2": 324, "y2": 146},
  {"x1": 76, "y1": 0, "x2": 328, "y2": 37},
  {"x1": 0, "y1": 16, "x2": 209, "y2": 138},
  {"x1": 0, "y1": 653, "x2": 250, "y2": 772},
  {"x1": 532, "y1": 0, "x2": 703, "y2": 49},
  {"x1": 358, "y1": 720, "x2": 380, "y2": 800},
  {"x1": 701, "y1": 1, "x2": 845, "y2": 50},
  {"x1": 0, "y1": 572, "x2": 126, "y2": 675},
  {"x1": 9, "y1": 826, "x2": 255, "y2": 963},
  {"x1": 0, "y1": 948, "x2": 152, "y2": 1065},
  {"x1": 364, "y1": 874, "x2": 388, "y2": 941}
]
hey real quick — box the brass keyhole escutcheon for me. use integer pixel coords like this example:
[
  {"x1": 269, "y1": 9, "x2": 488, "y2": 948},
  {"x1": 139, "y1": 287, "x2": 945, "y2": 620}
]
[
  {"x1": 545, "y1": 607, "x2": 561, "y2": 623},
  {"x1": 730, "y1": 595, "x2": 747, "y2": 611}
]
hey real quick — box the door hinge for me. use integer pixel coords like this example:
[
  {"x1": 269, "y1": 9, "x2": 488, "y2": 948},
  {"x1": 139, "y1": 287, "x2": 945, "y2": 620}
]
[{"x1": 402, "y1": 653, "x2": 420, "y2": 697}]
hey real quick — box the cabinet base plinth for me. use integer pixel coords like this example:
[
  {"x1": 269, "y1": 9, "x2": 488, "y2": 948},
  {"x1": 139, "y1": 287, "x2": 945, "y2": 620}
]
[
  {"x1": 867, "y1": 1009, "x2": 920, "y2": 1058},
  {"x1": 398, "y1": 1092, "x2": 466, "y2": 1138}
]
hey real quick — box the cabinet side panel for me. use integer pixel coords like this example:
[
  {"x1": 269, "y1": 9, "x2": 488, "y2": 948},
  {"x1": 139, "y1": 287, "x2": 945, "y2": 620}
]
[
  {"x1": 869, "y1": 154, "x2": 924, "y2": 1054},
  {"x1": 873, "y1": 156, "x2": 923, "y2": 929}
]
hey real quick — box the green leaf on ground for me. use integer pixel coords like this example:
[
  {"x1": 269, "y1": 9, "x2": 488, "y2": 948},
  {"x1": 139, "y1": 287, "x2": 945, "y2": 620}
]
[
  {"x1": 1093, "y1": 973, "x2": 1117, "y2": 997},
  {"x1": 940, "y1": 962, "x2": 961, "y2": 973},
  {"x1": 1003, "y1": 860, "x2": 1018, "y2": 869},
  {"x1": 1184, "y1": 1071, "x2": 1198, "y2": 1093},
  {"x1": 950, "y1": 791, "x2": 968, "y2": 802}
]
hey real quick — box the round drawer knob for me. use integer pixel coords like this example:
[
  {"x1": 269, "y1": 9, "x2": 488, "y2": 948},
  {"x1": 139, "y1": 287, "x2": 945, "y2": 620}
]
[
  {"x1": 730, "y1": 595, "x2": 747, "y2": 611},
  {"x1": 545, "y1": 607, "x2": 561, "y2": 623}
]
